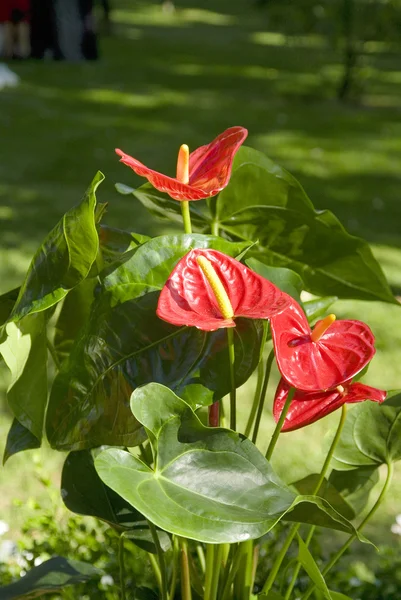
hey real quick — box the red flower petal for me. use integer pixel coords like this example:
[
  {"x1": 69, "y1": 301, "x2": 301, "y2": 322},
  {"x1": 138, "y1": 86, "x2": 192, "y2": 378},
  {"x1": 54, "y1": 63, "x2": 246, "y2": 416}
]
[
  {"x1": 115, "y1": 126, "x2": 247, "y2": 201},
  {"x1": 273, "y1": 378, "x2": 386, "y2": 432},
  {"x1": 270, "y1": 299, "x2": 376, "y2": 391},
  {"x1": 157, "y1": 249, "x2": 290, "y2": 331}
]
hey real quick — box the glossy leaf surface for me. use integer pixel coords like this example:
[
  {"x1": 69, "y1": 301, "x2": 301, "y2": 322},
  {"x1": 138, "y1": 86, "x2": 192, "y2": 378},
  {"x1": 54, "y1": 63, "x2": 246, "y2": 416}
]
[
  {"x1": 3, "y1": 418, "x2": 41, "y2": 465},
  {"x1": 0, "y1": 313, "x2": 47, "y2": 451},
  {"x1": 246, "y1": 258, "x2": 303, "y2": 303},
  {"x1": 95, "y1": 384, "x2": 359, "y2": 543},
  {"x1": 271, "y1": 300, "x2": 376, "y2": 391},
  {"x1": 0, "y1": 557, "x2": 102, "y2": 600},
  {"x1": 61, "y1": 450, "x2": 143, "y2": 528},
  {"x1": 331, "y1": 399, "x2": 401, "y2": 470},
  {"x1": 274, "y1": 379, "x2": 385, "y2": 431},
  {"x1": 46, "y1": 235, "x2": 263, "y2": 450},
  {"x1": 9, "y1": 172, "x2": 103, "y2": 322},
  {"x1": 116, "y1": 126, "x2": 247, "y2": 201},
  {"x1": 217, "y1": 147, "x2": 396, "y2": 304},
  {"x1": 157, "y1": 249, "x2": 290, "y2": 331}
]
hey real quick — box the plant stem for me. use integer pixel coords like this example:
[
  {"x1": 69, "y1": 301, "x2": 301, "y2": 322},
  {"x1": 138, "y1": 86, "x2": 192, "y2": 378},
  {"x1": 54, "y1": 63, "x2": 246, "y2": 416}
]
[
  {"x1": 211, "y1": 220, "x2": 219, "y2": 236},
  {"x1": 47, "y1": 338, "x2": 61, "y2": 371},
  {"x1": 148, "y1": 553, "x2": 162, "y2": 591},
  {"x1": 208, "y1": 401, "x2": 220, "y2": 427},
  {"x1": 265, "y1": 387, "x2": 295, "y2": 461},
  {"x1": 226, "y1": 327, "x2": 236, "y2": 430},
  {"x1": 197, "y1": 544, "x2": 206, "y2": 573},
  {"x1": 220, "y1": 544, "x2": 245, "y2": 600},
  {"x1": 181, "y1": 200, "x2": 192, "y2": 234},
  {"x1": 209, "y1": 544, "x2": 224, "y2": 600},
  {"x1": 261, "y1": 522, "x2": 300, "y2": 596},
  {"x1": 204, "y1": 545, "x2": 215, "y2": 600},
  {"x1": 245, "y1": 359, "x2": 264, "y2": 437},
  {"x1": 169, "y1": 536, "x2": 179, "y2": 600},
  {"x1": 284, "y1": 405, "x2": 348, "y2": 599},
  {"x1": 118, "y1": 534, "x2": 126, "y2": 600},
  {"x1": 241, "y1": 540, "x2": 255, "y2": 600},
  {"x1": 300, "y1": 460, "x2": 394, "y2": 600},
  {"x1": 148, "y1": 521, "x2": 168, "y2": 600},
  {"x1": 181, "y1": 538, "x2": 193, "y2": 600},
  {"x1": 252, "y1": 349, "x2": 275, "y2": 444}
]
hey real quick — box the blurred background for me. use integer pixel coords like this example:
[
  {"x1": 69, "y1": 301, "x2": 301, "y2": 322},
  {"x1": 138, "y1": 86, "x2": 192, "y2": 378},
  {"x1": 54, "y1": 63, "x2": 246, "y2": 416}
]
[{"x1": 1, "y1": 0, "x2": 401, "y2": 596}]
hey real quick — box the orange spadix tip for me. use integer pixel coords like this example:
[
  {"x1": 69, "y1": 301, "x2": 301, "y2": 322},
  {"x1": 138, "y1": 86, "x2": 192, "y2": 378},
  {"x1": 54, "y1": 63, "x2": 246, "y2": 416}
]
[
  {"x1": 310, "y1": 313, "x2": 336, "y2": 343},
  {"x1": 196, "y1": 256, "x2": 234, "y2": 320},
  {"x1": 336, "y1": 385, "x2": 345, "y2": 393},
  {"x1": 176, "y1": 144, "x2": 190, "y2": 184}
]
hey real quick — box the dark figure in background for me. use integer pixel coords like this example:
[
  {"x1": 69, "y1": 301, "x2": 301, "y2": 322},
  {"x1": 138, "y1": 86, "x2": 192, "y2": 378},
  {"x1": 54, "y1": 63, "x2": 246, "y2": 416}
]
[{"x1": 30, "y1": 0, "x2": 98, "y2": 60}]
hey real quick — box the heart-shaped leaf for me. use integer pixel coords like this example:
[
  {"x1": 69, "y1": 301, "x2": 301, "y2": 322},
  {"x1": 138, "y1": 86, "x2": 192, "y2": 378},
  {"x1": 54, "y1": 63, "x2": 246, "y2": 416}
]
[
  {"x1": 95, "y1": 384, "x2": 360, "y2": 544},
  {"x1": 0, "y1": 313, "x2": 47, "y2": 458},
  {"x1": 331, "y1": 400, "x2": 401, "y2": 470},
  {"x1": 0, "y1": 557, "x2": 102, "y2": 599},
  {"x1": 46, "y1": 235, "x2": 263, "y2": 451},
  {"x1": 216, "y1": 147, "x2": 395, "y2": 304},
  {"x1": 10, "y1": 172, "x2": 103, "y2": 322}
]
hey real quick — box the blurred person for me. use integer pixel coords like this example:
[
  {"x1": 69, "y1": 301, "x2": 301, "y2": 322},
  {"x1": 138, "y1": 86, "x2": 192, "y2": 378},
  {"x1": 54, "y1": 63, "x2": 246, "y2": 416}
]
[
  {"x1": 0, "y1": 0, "x2": 31, "y2": 59},
  {"x1": 30, "y1": 0, "x2": 61, "y2": 59}
]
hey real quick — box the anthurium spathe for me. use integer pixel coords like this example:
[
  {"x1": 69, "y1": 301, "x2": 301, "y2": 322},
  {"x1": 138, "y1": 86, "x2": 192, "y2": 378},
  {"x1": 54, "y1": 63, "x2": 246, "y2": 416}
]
[
  {"x1": 270, "y1": 298, "x2": 376, "y2": 391},
  {"x1": 273, "y1": 378, "x2": 386, "y2": 431},
  {"x1": 156, "y1": 248, "x2": 291, "y2": 331},
  {"x1": 115, "y1": 126, "x2": 248, "y2": 201}
]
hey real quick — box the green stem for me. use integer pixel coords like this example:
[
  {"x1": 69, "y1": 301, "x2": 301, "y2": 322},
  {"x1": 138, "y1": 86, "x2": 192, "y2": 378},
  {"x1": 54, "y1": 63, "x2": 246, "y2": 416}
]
[
  {"x1": 209, "y1": 544, "x2": 224, "y2": 600},
  {"x1": 300, "y1": 460, "x2": 394, "y2": 600},
  {"x1": 148, "y1": 553, "x2": 162, "y2": 591},
  {"x1": 169, "y1": 536, "x2": 179, "y2": 600},
  {"x1": 221, "y1": 544, "x2": 246, "y2": 600},
  {"x1": 148, "y1": 521, "x2": 168, "y2": 600},
  {"x1": 284, "y1": 405, "x2": 348, "y2": 599},
  {"x1": 241, "y1": 540, "x2": 255, "y2": 600},
  {"x1": 252, "y1": 349, "x2": 275, "y2": 444},
  {"x1": 265, "y1": 387, "x2": 295, "y2": 461},
  {"x1": 197, "y1": 544, "x2": 206, "y2": 573},
  {"x1": 245, "y1": 359, "x2": 264, "y2": 437},
  {"x1": 47, "y1": 338, "x2": 61, "y2": 371},
  {"x1": 181, "y1": 200, "x2": 192, "y2": 234},
  {"x1": 261, "y1": 522, "x2": 300, "y2": 596},
  {"x1": 181, "y1": 538, "x2": 193, "y2": 600},
  {"x1": 226, "y1": 327, "x2": 236, "y2": 430},
  {"x1": 118, "y1": 534, "x2": 126, "y2": 600},
  {"x1": 211, "y1": 220, "x2": 219, "y2": 236},
  {"x1": 204, "y1": 545, "x2": 215, "y2": 600}
]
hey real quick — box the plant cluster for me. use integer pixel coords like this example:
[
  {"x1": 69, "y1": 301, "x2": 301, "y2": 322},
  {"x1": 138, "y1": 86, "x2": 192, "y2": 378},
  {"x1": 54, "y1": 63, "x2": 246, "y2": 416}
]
[{"x1": 1, "y1": 126, "x2": 401, "y2": 599}]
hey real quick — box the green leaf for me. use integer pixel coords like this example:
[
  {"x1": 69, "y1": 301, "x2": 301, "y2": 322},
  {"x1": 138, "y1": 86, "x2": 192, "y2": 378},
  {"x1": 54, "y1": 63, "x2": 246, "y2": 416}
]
[
  {"x1": 46, "y1": 234, "x2": 262, "y2": 451},
  {"x1": 0, "y1": 288, "x2": 20, "y2": 326},
  {"x1": 95, "y1": 384, "x2": 360, "y2": 544},
  {"x1": 328, "y1": 592, "x2": 353, "y2": 600},
  {"x1": 246, "y1": 258, "x2": 303, "y2": 302},
  {"x1": 0, "y1": 556, "x2": 102, "y2": 599},
  {"x1": 61, "y1": 449, "x2": 143, "y2": 528},
  {"x1": 3, "y1": 418, "x2": 41, "y2": 465},
  {"x1": 303, "y1": 296, "x2": 338, "y2": 322},
  {"x1": 296, "y1": 534, "x2": 332, "y2": 600},
  {"x1": 216, "y1": 146, "x2": 396, "y2": 304},
  {"x1": 10, "y1": 172, "x2": 103, "y2": 322},
  {"x1": 98, "y1": 224, "x2": 150, "y2": 268},
  {"x1": 123, "y1": 528, "x2": 171, "y2": 554},
  {"x1": 0, "y1": 313, "x2": 47, "y2": 452},
  {"x1": 258, "y1": 593, "x2": 286, "y2": 599},
  {"x1": 329, "y1": 466, "x2": 379, "y2": 517},
  {"x1": 331, "y1": 401, "x2": 401, "y2": 470},
  {"x1": 121, "y1": 181, "x2": 212, "y2": 229},
  {"x1": 292, "y1": 474, "x2": 355, "y2": 520}
]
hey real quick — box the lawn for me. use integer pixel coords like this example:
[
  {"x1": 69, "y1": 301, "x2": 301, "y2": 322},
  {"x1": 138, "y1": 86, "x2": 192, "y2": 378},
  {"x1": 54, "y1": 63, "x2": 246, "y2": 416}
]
[{"x1": 1, "y1": 0, "x2": 401, "y2": 579}]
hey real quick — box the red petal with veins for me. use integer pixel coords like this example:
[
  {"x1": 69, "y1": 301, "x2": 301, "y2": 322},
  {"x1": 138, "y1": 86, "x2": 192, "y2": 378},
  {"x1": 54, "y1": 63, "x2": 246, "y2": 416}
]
[
  {"x1": 156, "y1": 249, "x2": 290, "y2": 331},
  {"x1": 115, "y1": 126, "x2": 248, "y2": 201},
  {"x1": 270, "y1": 299, "x2": 376, "y2": 391},
  {"x1": 273, "y1": 378, "x2": 386, "y2": 432}
]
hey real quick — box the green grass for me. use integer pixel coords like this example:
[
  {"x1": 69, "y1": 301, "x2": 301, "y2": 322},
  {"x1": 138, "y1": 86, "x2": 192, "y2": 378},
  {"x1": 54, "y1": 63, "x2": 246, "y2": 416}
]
[{"x1": 1, "y1": 0, "x2": 401, "y2": 574}]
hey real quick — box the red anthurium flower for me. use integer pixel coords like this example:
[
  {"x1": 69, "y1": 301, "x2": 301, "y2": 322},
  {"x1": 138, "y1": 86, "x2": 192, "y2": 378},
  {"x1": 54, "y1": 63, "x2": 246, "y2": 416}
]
[
  {"x1": 156, "y1": 248, "x2": 291, "y2": 331},
  {"x1": 273, "y1": 378, "x2": 386, "y2": 432},
  {"x1": 270, "y1": 299, "x2": 376, "y2": 391},
  {"x1": 115, "y1": 126, "x2": 248, "y2": 201}
]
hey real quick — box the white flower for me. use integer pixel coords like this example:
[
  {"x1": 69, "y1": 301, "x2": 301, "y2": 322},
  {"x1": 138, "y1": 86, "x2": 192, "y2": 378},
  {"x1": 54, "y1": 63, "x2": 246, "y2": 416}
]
[
  {"x1": 391, "y1": 514, "x2": 401, "y2": 535},
  {"x1": 0, "y1": 521, "x2": 9, "y2": 536},
  {"x1": 101, "y1": 575, "x2": 114, "y2": 587}
]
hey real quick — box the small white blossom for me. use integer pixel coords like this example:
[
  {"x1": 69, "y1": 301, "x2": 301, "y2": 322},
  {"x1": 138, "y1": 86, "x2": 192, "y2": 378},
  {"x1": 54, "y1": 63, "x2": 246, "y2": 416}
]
[
  {"x1": 0, "y1": 521, "x2": 9, "y2": 536},
  {"x1": 101, "y1": 575, "x2": 114, "y2": 587},
  {"x1": 391, "y1": 514, "x2": 401, "y2": 535}
]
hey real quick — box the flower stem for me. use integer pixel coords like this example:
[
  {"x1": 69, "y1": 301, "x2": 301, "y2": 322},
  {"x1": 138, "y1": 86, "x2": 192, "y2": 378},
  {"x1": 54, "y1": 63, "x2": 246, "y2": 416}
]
[
  {"x1": 204, "y1": 545, "x2": 215, "y2": 600},
  {"x1": 211, "y1": 220, "x2": 219, "y2": 236},
  {"x1": 284, "y1": 405, "x2": 348, "y2": 599},
  {"x1": 197, "y1": 544, "x2": 206, "y2": 573},
  {"x1": 148, "y1": 521, "x2": 168, "y2": 600},
  {"x1": 265, "y1": 387, "x2": 295, "y2": 461},
  {"x1": 221, "y1": 544, "x2": 245, "y2": 600},
  {"x1": 208, "y1": 401, "x2": 220, "y2": 427},
  {"x1": 241, "y1": 540, "x2": 255, "y2": 600},
  {"x1": 245, "y1": 359, "x2": 264, "y2": 437},
  {"x1": 169, "y1": 536, "x2": 179, "y2": 600},
  {"x1": 181, "y1": 538, "x2": 192, "y2": 600},
  {"x1": 181, "y1": 200, "x2": 192, "y2": 234},
  {"x1": 300, "y1": 460, "x2": 394, "y2": 600},
  {"x1": 226, "y1": 327, "x2": 236, "y2": 430},
  {"x1": 252, "y1": 349, "x2": 275, "y2": 444},
  {"x1": 118, "y1": 534, "x2": 126, "y2": 600}
]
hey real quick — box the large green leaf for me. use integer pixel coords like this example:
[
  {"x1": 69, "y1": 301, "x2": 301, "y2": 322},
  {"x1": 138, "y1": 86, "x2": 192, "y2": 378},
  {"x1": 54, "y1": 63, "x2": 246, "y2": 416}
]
[
  {"x1": 216, "y1": 147, "x2": 396, "y2": 303},
  {"x1": 246, "y1": 258, "x2": 303, "y2": 303},
  {"x1": 292, "y1": 474, "x2": 355, "y2": 520},
  {"x1": 329, "y1": 466, "x2": 379, "y2": 517},
  {"x1": 10, "y1": 172, "x2": 103, "y2": 322},
  {"x1": 0, "y1": 313, "x2": 47, "y2": 457},
  {"x1": 331, "y1": 400, "x2": 401, "y2": 470},
  {"x1": 3, "y1": 418, "x2": 41, "y2": 465},
  {"x1": 0, "y1": 288, "x2": 20, "y2": 326},
  {"x1": 95, "y1": 384, "x2": 359, "y2": 544},
  {"x1": 46, "y1": 234, "x2": 263, "y2": 451},
  {"x1": 0, "y1": 557, "x2": 102, "y2": 599},
  {"x1": 98, "y1": 224, "x2": 150, "y2": 268}
]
